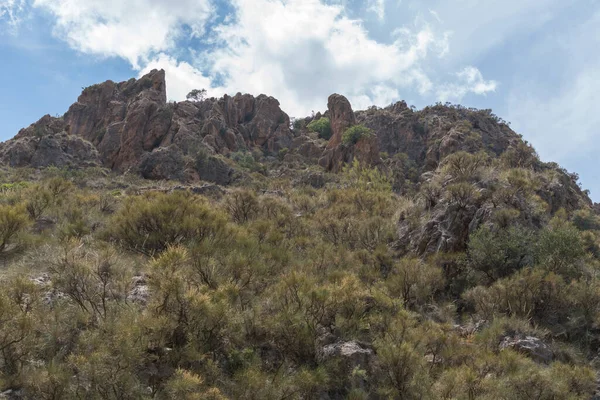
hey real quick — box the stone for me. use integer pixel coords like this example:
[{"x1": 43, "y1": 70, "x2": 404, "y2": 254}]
[
  {"x1": 326, "y1": 93, "x2": 356, "y2": 149},
  {"x1": 0, "y1": 133, "x2": 101, "y2": 169},
  {"x1": 128, "y1": 275, "x2": 150, "y2": 306},
  {"x1": 196, "y1": 155, "x2": 233, "y2": 186},
  {"x1": 499, "y1": 335, "x2": 554, "y2": 364},
  {"x1": 139, "y1": 146, "x2": 186, "y2": 181}
]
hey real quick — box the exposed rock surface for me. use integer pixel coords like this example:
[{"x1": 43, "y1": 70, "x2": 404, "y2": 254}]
[
  {"x1": 326, "y1": 94, "x2": 356, "y2": 149},
  {"x1": 1, "y1": 70, "x2": 294, "y2": 182},
  {"x1": 0, "y1": 130, "x2": 101, "y2": 168},
  {"x1": 499, "y1": 335, "x2": 554, "y2": 364},
  {"x1": 128, "y1": 275, "x2": 150, "y2": 306},
  {"x1": 319, "y1": 94, "x2": 381, "y2": 172}
]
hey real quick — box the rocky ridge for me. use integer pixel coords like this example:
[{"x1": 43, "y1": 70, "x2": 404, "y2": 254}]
[{"x1": 0, "y1": 71, "x2": 592, "y2": 217}]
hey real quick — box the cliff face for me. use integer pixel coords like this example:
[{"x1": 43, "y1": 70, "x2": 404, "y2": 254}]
[{"x1": 1, "y1": 70, "x2": 294, "y2": 181}]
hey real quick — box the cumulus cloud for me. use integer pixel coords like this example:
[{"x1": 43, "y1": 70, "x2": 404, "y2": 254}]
[
  {"x1": 436, "y1": 66, "x2": 498, "y2": 102},
  {"x1": 32, "y1": 0, "x2": 214, "y2": 68},
  {"x1": 140, "y1": 54, "x2": 218, "y2": 102},
  {"x1": 200, "y1": 0, "x2": 451, "y2": 115},
  {"x1": 9, "y1": 0, "x2": 498, "y2": 117},
  {"x1": 0, "y1": 0, "x2": 26, "y2": 31},
  {"x1": 367, "y1": 0, "x2": 385, "y2": 20}
]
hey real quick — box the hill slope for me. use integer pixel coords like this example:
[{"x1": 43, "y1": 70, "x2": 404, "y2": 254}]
[{"x1": 0, "y1": 72, "x2": 599, "y2": 399}]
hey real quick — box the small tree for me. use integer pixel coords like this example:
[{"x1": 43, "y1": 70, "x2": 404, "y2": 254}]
[
  {"x1": 342, "y1": 125, "x2": 372, "y2": 145},
  {"x1": 307, "y1": 117, "x2": 332, "y2": 140},
  {"x1": 186, "y1": 89, "x2": 207, "y2": 102}
]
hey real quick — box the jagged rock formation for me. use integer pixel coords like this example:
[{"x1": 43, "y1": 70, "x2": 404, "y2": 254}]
[
  {"x1": 319, "y1": 94, "x2": 381, "y2": 172},
  {"x1": 0, "y1": 70, "x2": 294, "y2": 182},
  {"x1": 326, "y1": 94, "x2": 356, "y2": 149},
  {"x1": 0, "y1": 72, "x2": 593, "y2": 228}
]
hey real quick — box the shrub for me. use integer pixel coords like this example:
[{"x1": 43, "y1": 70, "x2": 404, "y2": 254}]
[
  {"x1": 468, "y1": 225, "x2": 535, "y2": 284},
  {"x1": 535, "y1": 214, "x2": 586, "y2": 278},
  {"x1": 224, "y1": 189, "x2": 259, "y2": 224},
  {"x1": 25, "y1": 186, "x2": 52, "y2": 219},
  {"x1": 342, "y1": 159, "x2": 392, "y2": 193},
  {"x1": 230, "y1": 151, "x2": 264, "y2": 173},
  {"x1": 385, "y1": 258, "x2": 444, "y2": 307},
  {"x1": 0, "y1": 204, "x2": 29, "y2": 255},
  {"x1": 444, "y1": 182, "x2": 480, "y2": 208},
  {"x1": 307, "y1": 117, "x2": 332, "y2": 140},
  {"x1": 442, "y1": 151, "x2": 487, "y2": 181},
  {"x1": 106, "y1": 191, "x2": 228, "y2": 255},
  {"x1": 342, "y1": 125, "x2": 372, "y2": 145}
]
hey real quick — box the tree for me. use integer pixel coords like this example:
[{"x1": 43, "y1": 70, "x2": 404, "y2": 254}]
[
  {"x1": 187, "y1": 89, "x2": 207, "y2": 102},
  {"x1": 307, "y1": 117, "x2": 332, "y2": 140},
  {"x1": 342, "y1": 125, "x2": 372, "y2": 145}
]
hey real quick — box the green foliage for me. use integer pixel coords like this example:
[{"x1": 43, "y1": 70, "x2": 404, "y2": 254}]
[
  {"x1": 307, "y1": 117, "x2": 332, "y2": 140},
  {"x1": 186, "y1": 88, "x2": 207, "y2": 102},
  {"x1": 342, "y1": 124, "x2": 372, "y2": 145},
  {"x1": 106, "y1": 191, "x2": 229, "y2": 255},
  {"x1": 231, "y1": 151, "x2": 264, "y2": 173},
  {"x1": 444, "y1": 182, "x2": 480, "y2": 208},
  {"x1": 535, "y1": 213, "x2": 587, "y2": 278},
  {"x1": 0, "y1": 132, "x2": 598, "y2": 399},
  {"x1": 0, "y1": 204, "x2": 29, "y2": 255},
  {"x1": 342, "y1": 159, "x2": 392, "y2": 193},
  {"x1": 25, "y1": 186, "x2": 52, "y2": 219},
  {"x1": 468, "y1": 225, "x2": 535, "y2": 284},
  {"x1": 442, "y1": 151, "x2": 488, "y2": 181}
]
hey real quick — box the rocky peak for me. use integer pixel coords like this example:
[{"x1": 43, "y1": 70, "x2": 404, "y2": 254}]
[{"x1": 326, "y1": 93, "x2": 356, "y2": 149}]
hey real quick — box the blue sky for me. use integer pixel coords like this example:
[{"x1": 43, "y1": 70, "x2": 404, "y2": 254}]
[{"x1": 1, "y1": 0, "x2": 599, "y2": 200}]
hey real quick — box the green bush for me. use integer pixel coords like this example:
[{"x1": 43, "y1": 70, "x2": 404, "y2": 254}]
[
  {"x1": 307, "y1": 117, "x2": 332, "y2": 140},
  {"x1": 342, "y1": 125, "x2": 372, "y2": 145},
  {"x1": 105, "y1": 191, "x2": 229, "y2": 255},
  {"x1": 0, "y1": 204, "x2": 29, "y2": 255},
  {"x1": 468, "y1": 225, "x2": 535, "y2": 284}
]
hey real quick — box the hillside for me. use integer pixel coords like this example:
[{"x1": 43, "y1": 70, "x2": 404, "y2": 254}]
[{"x1": 0, "y1": 72, "x2": 599, "y2": 399}]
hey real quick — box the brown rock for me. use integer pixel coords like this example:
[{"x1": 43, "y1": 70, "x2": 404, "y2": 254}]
[
  {"x1": 0, "y1": 133, "x2": 101, "y2": 168},
  {"x1": 327, "y1": 94, "x2": 356, "y2": 149}
]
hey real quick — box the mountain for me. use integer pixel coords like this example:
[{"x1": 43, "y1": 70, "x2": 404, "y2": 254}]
[{"x1": 0, "y1": 72, "x2": 599, "y2": 399}]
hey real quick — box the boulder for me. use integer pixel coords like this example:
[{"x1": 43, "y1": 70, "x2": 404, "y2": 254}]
[
  {"x1": 128, "y1": 275, "x2": 150, "y2": 306},
  {"x1": 499, "y1": 335, "x2": 554, "y2": 364},
  {"x1": 139, "y1": 146, "x2": 186, "y2": 181},
  {"x1": 3, "y1": 70, "x2": 295, "y2": 182},
  {"x1": 196, "y1": 155, "x2": 234, "y2": 186},
  {"x1": 0, "y1": 133, "x2": 101, "y2": 169}
]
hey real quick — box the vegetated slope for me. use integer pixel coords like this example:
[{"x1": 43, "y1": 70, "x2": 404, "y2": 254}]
[{"x1": 0, "y1": 72, "x2": 598, "y2": 399}]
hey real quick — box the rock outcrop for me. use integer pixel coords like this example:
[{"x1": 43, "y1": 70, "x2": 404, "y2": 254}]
[
  {"x1": 319, "y1": 94, "x2": 381, "y2": 172},
  {"x1": 499, "y1": 335, "x2": 554, "y2": 364},
  {"x1": 326, "y1": 94, "x2": 356, "y2": 149},
  {"x1": 0, "y1": 130, "x2": 101, "y2": 168},
  {"x1": 1, "y1": 70, "x2": 294, "y2": 182}
]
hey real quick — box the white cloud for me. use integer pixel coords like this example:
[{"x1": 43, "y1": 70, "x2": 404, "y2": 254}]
[
  {"x1": 436, "y1": 66, "x2": 498, "y2": 102},
  {"x1": 15, "y1": 0, "x2": 498, "y2": 117},
  {"x1": 199, "y1": 0, "x2": 451, "y2": 116},
  {"x1": 0, "y1": 0, "x2": 26, "y2": 31},
  {"x1": 32, "y1": 0, "x2": 214, "y2": 68},
  {"x1": 140, "y1": 54, "x2": 218, "y2": 102},
  {"x1": 367, "y1": 0, "x2": 385, "y2": 20}
]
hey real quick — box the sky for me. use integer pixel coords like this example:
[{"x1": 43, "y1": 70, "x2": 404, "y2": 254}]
[{"x1": 0, "y1": 0, "x2": 599, "y2": 200}]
